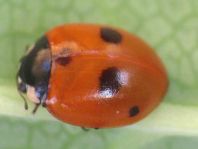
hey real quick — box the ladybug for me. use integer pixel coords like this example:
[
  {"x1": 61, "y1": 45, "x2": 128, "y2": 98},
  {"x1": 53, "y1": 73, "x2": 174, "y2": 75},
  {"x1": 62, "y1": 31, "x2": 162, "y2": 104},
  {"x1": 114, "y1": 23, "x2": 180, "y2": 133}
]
[{"x1": 17, "y1": 24, "x2": 168, "y2": 128}]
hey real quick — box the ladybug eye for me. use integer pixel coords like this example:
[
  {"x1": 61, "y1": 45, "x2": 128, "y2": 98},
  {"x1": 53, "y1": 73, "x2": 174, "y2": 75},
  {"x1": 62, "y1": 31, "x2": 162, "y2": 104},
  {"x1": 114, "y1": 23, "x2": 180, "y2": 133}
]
[{"x1": 17, "y1": 77, "x2": 27, "y2": 93}]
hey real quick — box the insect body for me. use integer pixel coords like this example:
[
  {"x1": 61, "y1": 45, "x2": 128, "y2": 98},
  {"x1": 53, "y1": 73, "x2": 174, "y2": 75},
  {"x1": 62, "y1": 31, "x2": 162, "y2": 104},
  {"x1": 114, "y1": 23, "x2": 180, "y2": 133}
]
[{"x1": 17, "y1": 24, "x2": 168, "y2": 128}]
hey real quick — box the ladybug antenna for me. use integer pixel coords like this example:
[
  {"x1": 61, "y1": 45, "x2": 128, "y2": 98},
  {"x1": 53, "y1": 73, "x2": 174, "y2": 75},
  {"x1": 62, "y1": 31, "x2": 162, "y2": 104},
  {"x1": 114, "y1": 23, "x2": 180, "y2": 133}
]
[
  {"x1": 16, "y1": 72, "x2": 28, "y2": 110},
  {"x1": 19, "y1": 91, "x2": 28, "y2": 110}
]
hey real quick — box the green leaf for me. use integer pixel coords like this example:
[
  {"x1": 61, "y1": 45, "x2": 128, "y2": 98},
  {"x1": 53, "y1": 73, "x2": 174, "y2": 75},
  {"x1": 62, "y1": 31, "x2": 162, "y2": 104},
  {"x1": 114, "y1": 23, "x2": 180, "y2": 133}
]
[{"x1": 0, "y1": 0, "x2": 197, "y2": 148}]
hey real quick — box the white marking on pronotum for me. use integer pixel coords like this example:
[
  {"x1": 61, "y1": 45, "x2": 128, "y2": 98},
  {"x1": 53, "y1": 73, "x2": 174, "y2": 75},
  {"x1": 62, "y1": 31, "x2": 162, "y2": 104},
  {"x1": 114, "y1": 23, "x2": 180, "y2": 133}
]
[{"x1": 26, "y1": 86, "x2": 40, "y2": 104}]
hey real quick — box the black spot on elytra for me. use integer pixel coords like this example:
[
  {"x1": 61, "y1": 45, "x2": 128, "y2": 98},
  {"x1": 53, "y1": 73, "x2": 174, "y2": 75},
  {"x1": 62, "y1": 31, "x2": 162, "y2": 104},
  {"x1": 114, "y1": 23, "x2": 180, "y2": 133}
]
[
  {"x1": 129, "y1": 106, "x2": 139, "y2": 117},
  {"x1": 18, "y1": 35, "x2": 50, "y2": 86},
  {"x1": 99, "y1": 67, "x2": 121, "y2": 97},
  {"x1": 55, "y1": 57, "x2": 71, "y2": 66},
  {"x1": 100, "y1": 27, "x2": 122, "y2": 43}
]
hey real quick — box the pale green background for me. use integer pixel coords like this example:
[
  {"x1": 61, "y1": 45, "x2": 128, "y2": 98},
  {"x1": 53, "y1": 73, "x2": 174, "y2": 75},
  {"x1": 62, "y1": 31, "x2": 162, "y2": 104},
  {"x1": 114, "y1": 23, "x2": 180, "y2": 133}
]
[{"x1": 0, "y1": 0, "x2": 198, "y2": 149}]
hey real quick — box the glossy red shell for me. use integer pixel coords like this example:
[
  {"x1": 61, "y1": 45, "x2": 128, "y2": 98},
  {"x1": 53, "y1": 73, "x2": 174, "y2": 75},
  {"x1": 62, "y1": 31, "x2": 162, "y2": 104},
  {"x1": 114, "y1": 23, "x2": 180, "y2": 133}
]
[{"x1": 45, "y1": 24, "x2": 168, "y2": 128}]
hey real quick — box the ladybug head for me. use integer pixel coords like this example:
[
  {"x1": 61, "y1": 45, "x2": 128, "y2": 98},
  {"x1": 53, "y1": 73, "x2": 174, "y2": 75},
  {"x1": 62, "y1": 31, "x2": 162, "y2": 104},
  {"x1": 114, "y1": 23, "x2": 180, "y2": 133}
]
[{"x1": 16, "y1": 36, "x2": 51, "y2": 113}]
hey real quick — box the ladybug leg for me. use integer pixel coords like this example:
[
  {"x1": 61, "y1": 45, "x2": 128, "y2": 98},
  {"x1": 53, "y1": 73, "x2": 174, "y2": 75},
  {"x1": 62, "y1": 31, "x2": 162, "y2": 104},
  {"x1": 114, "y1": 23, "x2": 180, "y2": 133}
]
[
  {"x1": 42, "y1": 101, "x2": 47, "y2": 108},
  {"x1": 41, "y1": 94, "x2": 47, "y2": 108},
  {"x1": 81, "y1": 127, "x2": 100, "y2": 131},
  {"x1": 32, "y1": 103, "x2": 41, "y2": 114},
  {"x1": 32, "y1": 92, "x2": 48, "y2": 114},
  {"x1": 25, "y1": 44, "x2": 35, "y2": 53},
  {"x1": 35, "y1": 84, "x2": 48, "y2": 108},
  {"x1": 81, "y1": 127, "x2": 90, "y2": 131},
  {"x1": 25, "y1": 44, "x2": 30, "y2": 51}
]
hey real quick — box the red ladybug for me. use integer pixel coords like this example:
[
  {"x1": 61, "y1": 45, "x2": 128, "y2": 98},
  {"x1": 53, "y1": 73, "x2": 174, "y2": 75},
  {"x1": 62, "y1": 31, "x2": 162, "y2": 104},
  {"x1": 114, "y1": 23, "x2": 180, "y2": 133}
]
[{"x1": 17, "y1": 24, "x2": 168, "y2": 128}]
